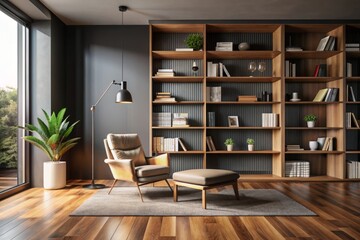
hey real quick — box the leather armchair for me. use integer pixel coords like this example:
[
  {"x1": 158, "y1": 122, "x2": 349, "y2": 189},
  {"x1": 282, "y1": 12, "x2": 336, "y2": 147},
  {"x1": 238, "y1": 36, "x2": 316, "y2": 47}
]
[{"x1": 104, "y1": 133, "x2": 172, "y2": 201}]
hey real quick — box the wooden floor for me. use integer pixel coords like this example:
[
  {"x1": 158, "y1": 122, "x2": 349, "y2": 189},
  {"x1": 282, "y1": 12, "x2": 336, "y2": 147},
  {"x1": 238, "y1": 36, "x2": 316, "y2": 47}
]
[{"x1": 0, "y1": 180, "x2": 360, "y2": 240}]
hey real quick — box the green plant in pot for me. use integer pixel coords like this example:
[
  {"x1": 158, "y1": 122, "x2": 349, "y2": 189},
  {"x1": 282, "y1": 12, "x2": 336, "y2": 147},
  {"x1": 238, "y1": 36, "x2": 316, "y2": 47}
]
[
  {"x1": 304, "y1": 114, "x2": 317, "y2": 128},
  {"x1": 185, "y1": 33, "x2": 203, "y2": 51},
  {"x1": 247, "y1": 138, "x2": 255, "y2": 151},
  {"x1": 224, "y1": 138, "x2": 234, "y2": 151},
  {"x1": 19, "y1": 108, "x2": 80, "y2": 189}
]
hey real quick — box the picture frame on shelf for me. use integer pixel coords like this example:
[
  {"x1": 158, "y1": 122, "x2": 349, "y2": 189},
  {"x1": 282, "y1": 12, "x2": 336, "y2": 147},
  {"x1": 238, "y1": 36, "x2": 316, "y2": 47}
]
[{"x1": 228, "y1": 116, "x2": 239, "y2": 127}]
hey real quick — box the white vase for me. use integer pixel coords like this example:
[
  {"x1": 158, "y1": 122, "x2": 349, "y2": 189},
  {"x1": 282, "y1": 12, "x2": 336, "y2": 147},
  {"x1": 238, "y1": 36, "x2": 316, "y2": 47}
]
[
  {"x1": 43, "y1": 161, "x2": 66, "y2": 189},
  {"x1": 307, "y1": 121, "x2": 315, "y2": 128},
  {"x1": 227, "y1": 145, "x2": 233, "y2": 151},
  {"x1": 309, "y1": 141, "x2": 318, "y2": 151},
  {"x1": 248, "y1": 145, "x2": 254, "y2": 151}
]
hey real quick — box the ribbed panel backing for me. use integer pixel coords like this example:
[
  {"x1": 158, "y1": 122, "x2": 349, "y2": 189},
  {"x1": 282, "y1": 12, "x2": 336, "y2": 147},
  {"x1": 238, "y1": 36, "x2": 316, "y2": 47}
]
[
  {"x1": 346, "y1": 130, "x2": 359, "y2": 151},
  {"x1": 153, "y1": 82, "x2": 203, "y2": 101},
  {"x1": 153, "y1": 129, "x2": 203, "y2": 150},
  {"x1": 169, "y1": 155, "x2": 203, "y2": 176},
  {"x1": 153, "y1": 105, "x2": 203, "y2": 126},
  {"x1": 153, "y1": 33, "x2": 203, "y2": 51},
  {"x1": 153, "y1": 59, "x2": 203, "y2": 76},
  {"x1": 207, "y1": 154, "x2": 272, "y2": 174},
  {"x1": 207, "y1": 129, "x2": 272, "y2": 150},
  {"x1": 206, "y1": 33, "x2": 272, "y2": 51},
  {"x1": 207, "y1": 59, "x2": 272, "y2": 77}
]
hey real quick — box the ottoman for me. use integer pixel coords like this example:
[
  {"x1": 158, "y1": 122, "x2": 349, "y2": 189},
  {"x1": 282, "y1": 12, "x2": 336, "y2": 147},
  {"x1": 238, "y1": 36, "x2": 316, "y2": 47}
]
[{"x1": 172, "y1": 169, "x2": 240, "y2": 209}]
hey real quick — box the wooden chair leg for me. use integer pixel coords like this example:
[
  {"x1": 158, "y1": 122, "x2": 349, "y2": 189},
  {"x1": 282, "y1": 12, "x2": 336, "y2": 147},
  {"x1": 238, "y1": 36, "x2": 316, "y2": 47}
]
[
  {"x1": 233, "y1": 182, "x2": 240, "y2": 200},
  {"x1": 108, "y1": 179, "x2": 117, "y2": 195},
  {"x1": 202, "y1": 189, "x2": 206, "y2": 209},
  {"x1": 136, "y1": 182, "x2": 144, "y2": 202},
  {"x1": 165, "y1": 179, "x2": 173, "y2": 192},
  {"x1": 173, "y1": 184, "x2": 178, "y2": 202}
]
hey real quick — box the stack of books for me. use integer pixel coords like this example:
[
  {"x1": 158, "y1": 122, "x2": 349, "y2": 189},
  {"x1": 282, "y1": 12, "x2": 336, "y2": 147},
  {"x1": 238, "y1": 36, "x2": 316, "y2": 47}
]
[
  {"x1": 313, "y1": 88, "x2": 339, "y2": 102},
  {"x1": 237, "y1": 95, "x2": 257, "y2": 102},
  {"x1": 215, "y1": 42, "x2": 233, "y2": 51},
  {"x1": 152, "y1": 137, "x2": 187, "y2": 152},
  {"x1": 175, "y1": 48, "x2": 193, "y2": 51},
  {"x1": 207, "y1": 62, "x2": 231, "y2": 77},
  {"x1": 347, "y1": 85, "x2": 357, "y2": 102},
  {"x1": 313, "y1": 64, "x2": 327, "y2": 77},
  {"x1": 316, "y1": 36, "x2": 336, "y2": 51},
  {"x1": 206, "y1": 136, "x2": 216, "y2": 151},
  {"x1": 172, "y1": 113, "x2": 189, "y2": 127},
  {"x1": 285, "y1": 60, "x2": 297, "y2": 77},
  {"x1": 347, "y1": 161, "x2": 360, "y2": 179},
  {"x1": 152, "y1": 112, "x2": 172, "y2": 127},
  {"x1": 206, "y1": 86, "x2": 221, "y2": 102},
  {"x1": 345, "y1": 43, "x2": 360, "y2": 52},
  {"x1": 285, "y1": 161, "x2": 310, "y2": 177},
  {"x1": 262, "y1": 113, "x2": 279, "y2": 127},
  {"x1": 286, "y1": 145, "x2": 304, "y2": 151},
  {"x1": 155, "y1": 69, "x2": 175, "y2": 77},
  {"x1": 322, "y1": 137, "x2": 336, "y2": 151},
  {"x1": 346, "y1": 112, "x2": 360, "y2": 128},
  {"x1": 153, "y1": 92, "x2": 176, "y2": 102}
]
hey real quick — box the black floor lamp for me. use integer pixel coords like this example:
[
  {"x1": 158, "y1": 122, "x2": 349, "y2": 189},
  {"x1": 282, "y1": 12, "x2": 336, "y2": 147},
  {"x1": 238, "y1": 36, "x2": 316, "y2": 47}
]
[{"x1": 83, "y1": 81, "x2": 132, "y2": 189}]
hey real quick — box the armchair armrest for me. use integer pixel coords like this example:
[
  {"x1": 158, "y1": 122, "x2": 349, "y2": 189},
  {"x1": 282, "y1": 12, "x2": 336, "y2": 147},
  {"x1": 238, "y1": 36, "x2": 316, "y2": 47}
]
[
  {"x1": 104, "y1": 159, "x2": 137, "y2": 182},
  {"x1": 146, "y1": 153, "x2": 170, "y2": 167}
]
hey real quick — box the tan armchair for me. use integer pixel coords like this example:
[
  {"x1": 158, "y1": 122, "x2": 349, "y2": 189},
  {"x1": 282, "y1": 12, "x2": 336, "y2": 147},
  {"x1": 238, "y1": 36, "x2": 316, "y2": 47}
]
[{"x1": 104, "y1": 133, "x2": 172, "y2": 201}]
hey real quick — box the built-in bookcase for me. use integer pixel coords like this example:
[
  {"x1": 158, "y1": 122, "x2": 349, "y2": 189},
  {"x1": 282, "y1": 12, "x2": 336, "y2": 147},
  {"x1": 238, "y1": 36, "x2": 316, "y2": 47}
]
[{"x1": 150, "y1": 23, "x2": 360, "y2": 181}]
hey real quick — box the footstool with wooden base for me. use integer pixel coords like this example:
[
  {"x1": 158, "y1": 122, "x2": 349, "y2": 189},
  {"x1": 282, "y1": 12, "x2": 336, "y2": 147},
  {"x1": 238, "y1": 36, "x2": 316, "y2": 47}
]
[{"x1": 172, "y1": 169, "x2": 240, "y2": 209}]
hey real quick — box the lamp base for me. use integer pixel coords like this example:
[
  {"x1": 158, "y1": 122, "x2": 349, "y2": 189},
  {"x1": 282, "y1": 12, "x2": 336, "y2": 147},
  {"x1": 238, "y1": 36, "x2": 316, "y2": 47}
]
[{"x1": 83, "y1": 183, "x2": 106, "y2": 189}]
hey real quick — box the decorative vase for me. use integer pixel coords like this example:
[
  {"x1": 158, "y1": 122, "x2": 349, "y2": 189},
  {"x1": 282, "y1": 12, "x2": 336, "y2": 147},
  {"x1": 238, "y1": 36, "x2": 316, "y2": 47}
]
[
  {"x1": 307, "y1": 121, "x2": 315, "y2": 128},
  {"x1": 227, "y1": 145, "x2": 233, "y2": 151},
  {"x1": 309, "y1": 141, "x2": 318, "y2": 151},
  {"x1": 43, "y1": 161, "x2": 66, "y2": 189},
  {"x1": 238, "y1": 42, "x2": 250, "y2": 51},
  {"x1": 248, "y1": 145, "x2": 254, "y2": 151}
]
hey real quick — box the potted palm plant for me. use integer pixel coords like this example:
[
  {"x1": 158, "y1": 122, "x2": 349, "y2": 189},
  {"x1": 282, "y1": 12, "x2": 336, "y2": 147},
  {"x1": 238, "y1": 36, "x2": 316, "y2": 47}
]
[{"x1": 20, "y1": 108, "x2": 80, "y2": 189}]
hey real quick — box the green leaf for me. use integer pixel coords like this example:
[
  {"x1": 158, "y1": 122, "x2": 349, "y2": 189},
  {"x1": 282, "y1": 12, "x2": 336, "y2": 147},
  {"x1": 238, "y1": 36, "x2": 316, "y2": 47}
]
[
  {"x1": 37, "y1": 118, "x2": 50, "y2": 138},
  {"x1": 42, "y1": 109, "x2": 50, "y2": 122},
  {"x1": 23, "y1": 136, "x2": 54, "y2": 160},
  {"x1": 47, "y1": 134, "x2": 60, "y2": 150},
  {"x1": 56, "y1": 108, "x2": 66, "y2": 127},
  {"x1": 63, "y1": 120, "x2": 79, "y2": 139},
  {"x1": 58, "y1": 143, "x2": 77, "y2": 158}
]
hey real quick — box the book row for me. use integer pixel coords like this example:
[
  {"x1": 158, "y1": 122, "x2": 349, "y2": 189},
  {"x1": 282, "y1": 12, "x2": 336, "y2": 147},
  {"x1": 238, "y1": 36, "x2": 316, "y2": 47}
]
[
  {"x1": 347, "y1": 161, "x2": 360, "y2": 179},
  {"x1": 152, "y1": 137, "x2": 187, "y2": 153},
  {"x1": 285, "y1": 161, "x2": 310, "y2": 177}
]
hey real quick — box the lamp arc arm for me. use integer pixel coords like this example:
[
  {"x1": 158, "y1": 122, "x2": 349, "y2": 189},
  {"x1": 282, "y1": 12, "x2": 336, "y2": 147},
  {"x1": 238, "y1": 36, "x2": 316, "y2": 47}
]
[{"x1": 92, "y1": 80, "x2": 119, "y2": 110}]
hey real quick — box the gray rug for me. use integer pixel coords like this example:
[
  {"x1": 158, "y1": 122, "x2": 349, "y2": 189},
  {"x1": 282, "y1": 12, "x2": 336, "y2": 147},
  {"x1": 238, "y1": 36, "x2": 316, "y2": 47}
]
[{"x1": 71, "y1": 187, "x2": 316, "y2": 216}]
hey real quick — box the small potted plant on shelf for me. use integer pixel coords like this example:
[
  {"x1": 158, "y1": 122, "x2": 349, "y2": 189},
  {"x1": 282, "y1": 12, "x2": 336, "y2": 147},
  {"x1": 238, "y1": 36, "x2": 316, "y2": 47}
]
[
  {"x1": 19, "y1": 108, "x2": 80, "y2": 189},
  {"x1": 224, "y1": 138, "x2": 234, "y2": 151},
  {"x1": 304, "y1": 114, "x2": 317, "y2": 128},
  {"x1": 185, "y1": 33, "x2": 203, "y2": 51},
  {"x1": 247, "y1": 138, "x2": 255, "y2": 151}
]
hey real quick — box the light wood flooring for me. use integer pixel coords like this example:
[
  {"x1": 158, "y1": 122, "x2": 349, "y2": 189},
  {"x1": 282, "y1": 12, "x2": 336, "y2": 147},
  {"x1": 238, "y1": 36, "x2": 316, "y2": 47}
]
[{"x1": 0, "y1": 180, "x2": 360, "y2": 239}]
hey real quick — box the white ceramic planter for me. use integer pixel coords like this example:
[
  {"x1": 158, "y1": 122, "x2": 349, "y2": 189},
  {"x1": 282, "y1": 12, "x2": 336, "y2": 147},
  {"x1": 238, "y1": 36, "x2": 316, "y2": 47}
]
[
  {"x1": 227, "y1": 145, "x2": 233, "y2": 151},
  {"x1": 248, "y1": 145, "x2": 254, "y2": 151},
  {"x1": 43, "y1": 161, "x2": 66, "y2": 189},
  {"x1": 307, "y1": 121, "x2": 315, "y2": 128},
  {"x1": 309, "y1": 141, "x2": 318, "y2": 151}
]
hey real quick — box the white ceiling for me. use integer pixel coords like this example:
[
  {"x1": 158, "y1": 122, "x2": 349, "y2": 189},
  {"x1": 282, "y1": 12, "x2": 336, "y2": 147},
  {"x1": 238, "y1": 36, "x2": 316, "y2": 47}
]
[{"x1": 9, "y1": 0, "x2": 360, "y2": 25}]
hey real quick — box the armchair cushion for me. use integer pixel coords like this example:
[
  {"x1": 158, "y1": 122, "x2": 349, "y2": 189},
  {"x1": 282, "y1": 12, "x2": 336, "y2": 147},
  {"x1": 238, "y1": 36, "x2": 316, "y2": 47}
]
[
  {"x1": 135, "y1": 165, "x2": 170, "y2": 178},
  {"x1": 107, "y1": 134, "x2": 147, "y2": 166}
]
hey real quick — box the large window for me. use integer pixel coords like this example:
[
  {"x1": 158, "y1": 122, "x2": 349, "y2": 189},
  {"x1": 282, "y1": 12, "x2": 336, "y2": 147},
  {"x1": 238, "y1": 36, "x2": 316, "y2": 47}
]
[{"x1": 0, "y1": 9, "x2": 28, "y2": 193}]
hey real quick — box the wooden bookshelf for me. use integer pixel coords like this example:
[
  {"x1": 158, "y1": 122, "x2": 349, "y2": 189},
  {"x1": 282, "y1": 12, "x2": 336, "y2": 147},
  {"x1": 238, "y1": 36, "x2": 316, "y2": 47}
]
[
  {"x1": 207, "y1": 150, "x2": 280, "y2": 154},
  {"x1": 207, "y1": 77, "x2": 281, "y2": 83},
  {"x1": 207, "y1": 50, "x2": 281, "y2": 59}
]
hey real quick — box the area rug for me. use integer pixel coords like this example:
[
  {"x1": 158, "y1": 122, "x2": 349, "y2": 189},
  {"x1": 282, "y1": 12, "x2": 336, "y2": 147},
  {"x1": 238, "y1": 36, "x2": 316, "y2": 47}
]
[{"x1": 70, "y1": 187, "x2": 316, "y2": 216}]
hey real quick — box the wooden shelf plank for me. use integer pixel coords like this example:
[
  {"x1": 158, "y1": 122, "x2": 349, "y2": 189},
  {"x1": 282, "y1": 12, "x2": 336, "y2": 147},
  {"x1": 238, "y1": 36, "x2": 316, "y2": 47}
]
[
  {"x1": 206, "y1": 77, "x2": 281, "y2": 82},
  {"x1": 156, "y1": 151, "x2": 204, "y2": 154},
  {"x1": 153, "y1": 101, "x2": 204, "y2": 105},
  {"x1": 152, "y1": 51, "x2": 203, "y2": 59},
  {"x1": 152, "y1": 76, "x2": 204, "y2": 83},
  {"x1": 285, "y1": 101, "x2": 343, "y2": 105},
  {"x1": 285, "y1": 150, "x2": 344, "y2": 154},
  {"x1": 285, "y1": 51, "x2": 341, "y2": 59},
  {"x1": 285, "y1": 77, "x2": 342, "y2": 83},
  {"x1": 286, "y1": 127, "x2": 343, "y2": 130},
  {"x1": 346, "y1": 51, "x2": 360, "y2": 58},
  {"x1": 285, "y1": 24, "x2": 342, "y2": 33},
  {"x1": 152, "y1": 127, "x2": 204, "y2": 130},
  {"x1": 206, "y1": 24, "x2": 281, "y2": 33},
  {"x1": 346, "y1": 128, "x2": 360, "y2": 130},
  {"x1": 346, "y1": 151, "x2": 360, "y2": 154},
  {"x1": 151, "y1": 24, "x2": 204, "y2": 33},
  {"x1": 207, "y1": 101, "x2": 280, "y2": 105},
  {"x1": 346, "y1": 101, "x2": 360, "y2": 104},
  {"x1": 207, "y1": 51, "x2": 281, "y2": 59},
  {"x1": 207, "y1": 127, "x2": 280, "y2": 130},
  {"x1": 207, "y1": 150, "x2": 280, "y2": 154},
  {"x1": 346, "y1": 77, "x2": 360, "y2": 81}
]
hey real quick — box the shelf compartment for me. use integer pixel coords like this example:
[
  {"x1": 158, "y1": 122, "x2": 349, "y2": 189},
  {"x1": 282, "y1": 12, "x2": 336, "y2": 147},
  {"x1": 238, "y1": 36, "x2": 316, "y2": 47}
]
[
  {"x1": 152, "y1": 76, "x2": 204, "y2": 83},
  {"x1": 285, "y1": 150, "x2": 343, "y2": 154},
  {"x1": 207, "y1": 101, "x2": 280, "y2": 105},
  {"x1": 285, "y1": 101, "x2": 343, "y2": 105},
  {"x1": 157, "y1": 151, "x2": 204, "y2": 154},
  {"x1": 207, "y1": 77, "x2": 281, "y2": 83},
  {"x1": 207, "y1": 127, "x2": 280, "y2": 130},
  {"x1": 207, "y1": 150, "x2": 280, "y2": 154},
  {"x1": 285, "y1": 77, "x2": 342, "y2": 83},
  {"x1": 153, "y1": 101, "x2": 204, "y2": 105},
  {"x1": 152, "y1": 127, "x2": 204, "y2": 130},
  {"x1": 286, "y1": 127, "x2": 343, "y2": 130},
  {"x1": 152, "y1": 51, "x2": 204, "y2": 59},
  {"x1": 285, "y1": 51, "x2": 341, "y2": 59},
  {"x1": 346, "y1": 51, "x2": 360, "y2": 58},
  {"x1": 207, "y1": 51, "x2": 281, "y2": 59}
]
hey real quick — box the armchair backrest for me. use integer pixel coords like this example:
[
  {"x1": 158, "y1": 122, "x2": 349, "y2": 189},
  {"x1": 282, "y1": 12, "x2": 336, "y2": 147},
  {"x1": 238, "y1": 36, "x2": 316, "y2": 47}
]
[{"x1": 106, "y1": 133, "x2": 147, "y2": 166}]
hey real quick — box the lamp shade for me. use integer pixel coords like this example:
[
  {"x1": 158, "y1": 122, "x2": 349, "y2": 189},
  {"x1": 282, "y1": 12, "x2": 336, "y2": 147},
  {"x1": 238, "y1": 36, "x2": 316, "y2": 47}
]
[{"x1": 116, "y1": 81, "x2": 133, "y2": 103}]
